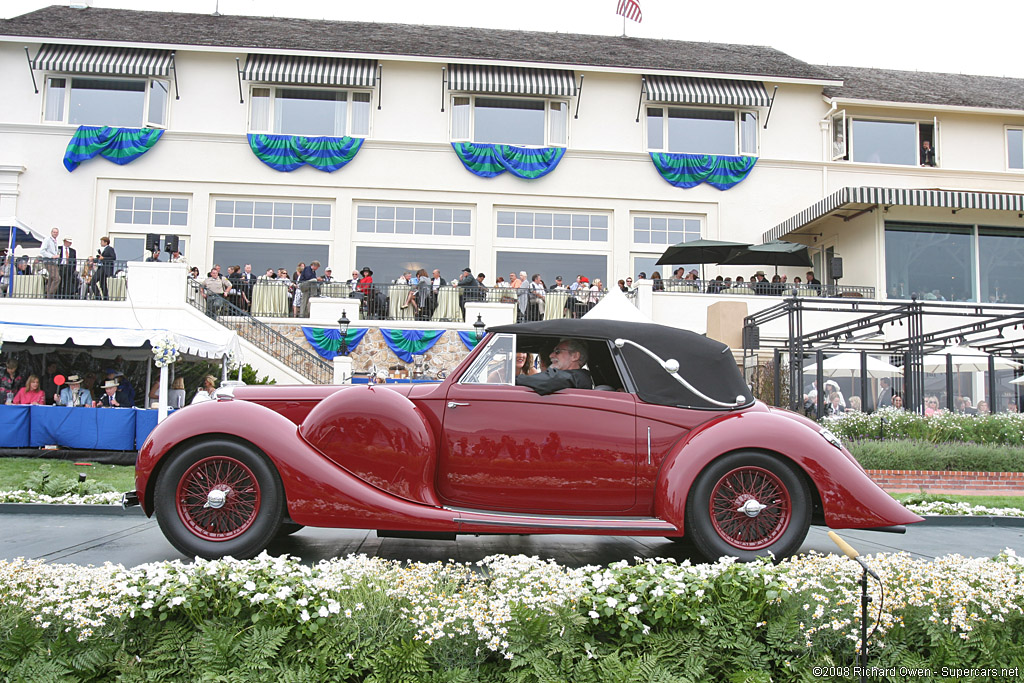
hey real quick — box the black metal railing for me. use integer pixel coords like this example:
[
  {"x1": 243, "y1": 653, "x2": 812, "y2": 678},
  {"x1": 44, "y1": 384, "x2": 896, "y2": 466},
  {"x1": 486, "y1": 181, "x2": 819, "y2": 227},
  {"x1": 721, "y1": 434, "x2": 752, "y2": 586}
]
[
  {"x1": 1, "y1": 257, "x2": 128, "y2": 301},
  {"x1": 239, "y1": 279, "x2": 609, "y2": 322},
  {"x1": 655, "y1": 278, "x2": 875, "y2": 299},
  {"x1": 186, "y1": 278, "x2": 333, "y2": 384}
]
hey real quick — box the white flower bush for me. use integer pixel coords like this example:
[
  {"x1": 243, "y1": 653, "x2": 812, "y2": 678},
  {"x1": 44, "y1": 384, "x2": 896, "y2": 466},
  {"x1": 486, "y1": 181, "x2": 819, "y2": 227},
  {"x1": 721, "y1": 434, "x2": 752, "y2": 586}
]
[
  {"x1": 2, "y1": 550, "x2": 1022, "y2": 660},
  {"x1": 0, "y1": 489, "x2": 122, "y2": 505},
  {"x1": 151, "y1": 335, "x2": 180, "y2": 368}
]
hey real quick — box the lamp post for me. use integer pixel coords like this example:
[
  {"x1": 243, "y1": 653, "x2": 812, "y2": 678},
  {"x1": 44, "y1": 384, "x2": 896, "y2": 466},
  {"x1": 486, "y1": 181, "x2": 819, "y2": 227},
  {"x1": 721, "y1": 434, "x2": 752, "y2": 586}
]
[
  {"x1": 473, "y1": 313, "x2": 486, "y2": 342},
  {"x1": 338, "y1": 311, "x2": 350, "y2": 356}
]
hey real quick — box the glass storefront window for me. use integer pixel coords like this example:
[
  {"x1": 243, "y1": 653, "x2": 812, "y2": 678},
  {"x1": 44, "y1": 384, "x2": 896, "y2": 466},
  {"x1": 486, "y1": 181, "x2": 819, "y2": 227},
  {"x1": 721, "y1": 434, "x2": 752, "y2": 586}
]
[
  {"x1": 978, "y1": 227, "x2": 1024, "y2": 304},
  {"x1": 884, "y1": 222, "x2": 974, "y2": 301}
]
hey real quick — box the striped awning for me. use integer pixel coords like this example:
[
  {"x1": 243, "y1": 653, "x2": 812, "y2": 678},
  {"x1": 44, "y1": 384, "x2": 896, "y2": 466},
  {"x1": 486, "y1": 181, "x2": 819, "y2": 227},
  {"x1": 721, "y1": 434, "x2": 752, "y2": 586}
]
[
  {"x1": 764, "y1": 186, "x2": 1024, "y2": 242},
  {"x1": 448, "y1": 64, "x2": 577, "y2": 97},
  {"x1": 32, "y1": 44, "x2": 172, "y2": 77},
  {"x1": 644, "y1": 75, "x2": 770, "y2": 107},
  {"x1": 242, "y1": 54, "x2": 377, "y2": 87}
]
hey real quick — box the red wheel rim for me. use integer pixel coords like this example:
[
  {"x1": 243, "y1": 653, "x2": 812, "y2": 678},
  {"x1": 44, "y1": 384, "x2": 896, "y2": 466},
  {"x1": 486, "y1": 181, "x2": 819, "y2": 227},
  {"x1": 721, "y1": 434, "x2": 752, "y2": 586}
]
[
  {"x1": 175, "y1": 456, "x2": 261, "y2": 542},
  {"x1": 708, "y1": 466, "x2": 791, "y2": 551}
]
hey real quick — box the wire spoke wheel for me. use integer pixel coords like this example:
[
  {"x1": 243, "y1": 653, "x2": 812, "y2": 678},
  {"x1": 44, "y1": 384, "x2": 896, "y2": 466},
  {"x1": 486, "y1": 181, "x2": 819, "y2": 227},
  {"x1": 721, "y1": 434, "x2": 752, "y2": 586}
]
[
  {"x1": 709, "y1": 466, "x2": 790, "y2": 550},
  {"x1": 176, "y1": 456, "x2": 261, "y2": 541},
  {"x1": 686, "y1": 451, "x2": 810, "y2": 563}
]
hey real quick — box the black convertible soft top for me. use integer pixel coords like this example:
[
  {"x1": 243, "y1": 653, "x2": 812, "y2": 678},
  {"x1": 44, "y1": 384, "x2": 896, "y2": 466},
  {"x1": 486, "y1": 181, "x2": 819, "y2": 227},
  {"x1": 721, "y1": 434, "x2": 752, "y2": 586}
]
[{"x1": 489, "y1": 319, "x2": 753, "y2": 410}]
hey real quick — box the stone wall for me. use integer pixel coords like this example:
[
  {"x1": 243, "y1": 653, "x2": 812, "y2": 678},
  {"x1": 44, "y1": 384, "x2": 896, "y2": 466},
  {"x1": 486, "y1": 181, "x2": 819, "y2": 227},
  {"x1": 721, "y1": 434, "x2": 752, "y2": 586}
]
[{"x1": 271, "y1": 323, "x2": 473, "y2": 379}]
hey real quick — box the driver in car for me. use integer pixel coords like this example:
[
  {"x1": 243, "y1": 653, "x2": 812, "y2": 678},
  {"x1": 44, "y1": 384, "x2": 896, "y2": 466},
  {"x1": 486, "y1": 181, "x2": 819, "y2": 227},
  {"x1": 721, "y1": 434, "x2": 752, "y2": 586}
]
[{"x1": 515, "y1": 338, "x2": 593, "y2": 395}]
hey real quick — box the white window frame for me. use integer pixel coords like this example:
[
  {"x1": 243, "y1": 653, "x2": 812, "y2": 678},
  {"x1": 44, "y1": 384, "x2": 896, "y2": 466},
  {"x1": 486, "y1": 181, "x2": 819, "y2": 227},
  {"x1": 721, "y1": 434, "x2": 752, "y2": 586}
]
[
  {"x1": 494, "y1": 208, "x2": 610, "y2": 244},
  {"x1": 42, "y1": 74, "x2": 170, "y2": 128},
  {"x1": 1006, "y1": 126, "x2": 1024, "y2": 171},
  {"x1": 450, "y1": 94, "x2": 569, "y2": 148},
  {"x1": 112, "y1": 194, "x2": 190, "y2": 228},
  {"x1": 211, "y1": 196, "x2": 334, "y2": 234},
  {"x1": 830, "y1": 110, "x2": 847, "y2": 161},
  {"x1": 630, "y1": 212, "x2": 704, "y2": 249},
  {"x1": 841, "y1": 115, "x2": 938, "y2": 167},
  {"x1": 645, "y1": 106, "x2": 758, "y2": 156},
  {"x1": 247, "y1": 84, "x2": 373, "y2": 138},
  {"x1": 355, "y1": 203, "x2": 473, "y2": 241}
]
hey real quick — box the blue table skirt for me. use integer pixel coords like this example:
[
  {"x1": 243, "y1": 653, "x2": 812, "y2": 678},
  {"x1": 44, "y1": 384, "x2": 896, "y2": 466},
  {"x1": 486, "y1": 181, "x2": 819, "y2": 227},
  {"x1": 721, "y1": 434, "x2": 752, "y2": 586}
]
[
  {"x1": 0, "y1": 405, "x2": 165, "y2": 451},
  {"x1": 0, "y1": 405, "x2": 30, "y2": 447}
]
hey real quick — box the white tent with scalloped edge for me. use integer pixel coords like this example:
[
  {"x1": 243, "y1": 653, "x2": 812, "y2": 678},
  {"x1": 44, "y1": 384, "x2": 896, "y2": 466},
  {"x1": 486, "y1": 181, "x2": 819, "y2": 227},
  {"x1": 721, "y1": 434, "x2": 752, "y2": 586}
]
[{"x1": 582, "y1": 287, "x2": 652, "y2": 324}]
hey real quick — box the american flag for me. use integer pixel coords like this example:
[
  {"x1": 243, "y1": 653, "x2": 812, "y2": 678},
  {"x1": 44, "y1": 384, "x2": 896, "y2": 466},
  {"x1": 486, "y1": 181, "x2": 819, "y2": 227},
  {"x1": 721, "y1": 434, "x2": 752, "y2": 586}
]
[{"x1": 616, "y1": 0, "x2": 642, "y2": 23}]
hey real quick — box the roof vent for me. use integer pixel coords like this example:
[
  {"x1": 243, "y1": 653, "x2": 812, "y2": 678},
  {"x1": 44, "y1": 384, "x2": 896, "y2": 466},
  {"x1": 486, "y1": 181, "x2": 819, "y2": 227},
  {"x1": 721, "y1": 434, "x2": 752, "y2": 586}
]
[{"x1": 69, "y1": 1, "x2": 91, "y2": 9}]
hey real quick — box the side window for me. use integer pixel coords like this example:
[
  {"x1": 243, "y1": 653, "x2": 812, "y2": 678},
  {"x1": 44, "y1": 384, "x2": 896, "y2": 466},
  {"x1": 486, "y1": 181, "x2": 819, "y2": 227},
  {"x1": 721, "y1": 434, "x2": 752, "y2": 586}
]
[{"x1": 460, "y1": 334, "x2": 515, "y2": 385}]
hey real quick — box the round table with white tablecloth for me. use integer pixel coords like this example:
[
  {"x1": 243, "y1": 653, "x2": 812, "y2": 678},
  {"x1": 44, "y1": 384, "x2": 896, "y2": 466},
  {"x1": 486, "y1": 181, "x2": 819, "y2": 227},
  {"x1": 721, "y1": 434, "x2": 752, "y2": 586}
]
[
  {"x1": 432, "y1": 286, "x2": 462, "y2": 322},
  {"x1": 543, "y1": 290, "x2": 569, "y2": 320},
  {"x1": 251, "y1": 278, "x2": 288, "y2": 316},
  {"x1": 388, "y1": 285, "x2": 415, "y2": 320},
  {"x1": 12, "y1": 273, "x2": 45, "y2": 298}
]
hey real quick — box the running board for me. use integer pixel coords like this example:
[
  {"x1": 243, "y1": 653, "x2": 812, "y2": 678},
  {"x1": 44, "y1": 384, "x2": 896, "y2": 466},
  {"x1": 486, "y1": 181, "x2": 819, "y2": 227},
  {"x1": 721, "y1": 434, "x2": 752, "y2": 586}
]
[{"x1": 445, "y1": 506, "x2": 677, "y2": 533}]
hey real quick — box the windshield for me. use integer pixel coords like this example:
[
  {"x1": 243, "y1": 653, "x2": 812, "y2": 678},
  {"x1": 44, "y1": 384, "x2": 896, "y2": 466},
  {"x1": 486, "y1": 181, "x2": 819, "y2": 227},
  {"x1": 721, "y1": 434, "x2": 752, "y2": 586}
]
[{"x1": 460, "y1": 334, "x2": 516, "y2": 385}]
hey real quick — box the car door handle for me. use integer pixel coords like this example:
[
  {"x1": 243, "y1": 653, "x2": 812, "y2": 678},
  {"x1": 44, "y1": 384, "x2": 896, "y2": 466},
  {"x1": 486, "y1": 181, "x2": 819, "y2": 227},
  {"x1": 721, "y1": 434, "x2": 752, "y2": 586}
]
[{"x1": 447, "y1": 401, "x2": 470, "y2": 408}]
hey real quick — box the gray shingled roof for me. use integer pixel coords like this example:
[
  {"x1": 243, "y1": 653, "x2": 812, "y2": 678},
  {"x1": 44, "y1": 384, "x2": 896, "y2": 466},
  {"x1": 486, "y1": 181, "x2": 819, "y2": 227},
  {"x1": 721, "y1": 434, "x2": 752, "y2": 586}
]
[
  {"x1": 822, "y1": 65, "x2": 1024, "y2": 111},
  {"x1": 0, "y1": 5, "x2": 836, "y2": 82}
]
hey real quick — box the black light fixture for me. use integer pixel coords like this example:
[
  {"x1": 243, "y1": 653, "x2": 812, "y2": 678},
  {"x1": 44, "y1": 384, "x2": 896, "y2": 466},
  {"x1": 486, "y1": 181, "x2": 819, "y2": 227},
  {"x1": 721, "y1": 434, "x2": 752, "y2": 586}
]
[
  {"x1": 338, "y1": 311, "x2": 350, "y2": 356},
  {"x1": 473, "y1": 313, "x2": 486, "y2": 341}
]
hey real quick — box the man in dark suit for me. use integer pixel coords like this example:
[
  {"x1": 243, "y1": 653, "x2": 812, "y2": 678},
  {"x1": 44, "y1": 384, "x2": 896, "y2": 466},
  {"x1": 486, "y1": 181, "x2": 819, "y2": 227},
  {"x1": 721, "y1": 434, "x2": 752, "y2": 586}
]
[
  {"x1": 516, "y1": 339, "x2": 593, "y2": 396},
  {"x1": 58, "y1": 236, "x2": 78, "y2": 298},
  {"x1": 95, "y1": 236, "x2": 116, "y2": 300},
  {"x1": 97, "y1": 379, "x2": 126, "y2": 408},
  {"x1": 876, "y1": 377, "x2": 892, "y2": 411}
]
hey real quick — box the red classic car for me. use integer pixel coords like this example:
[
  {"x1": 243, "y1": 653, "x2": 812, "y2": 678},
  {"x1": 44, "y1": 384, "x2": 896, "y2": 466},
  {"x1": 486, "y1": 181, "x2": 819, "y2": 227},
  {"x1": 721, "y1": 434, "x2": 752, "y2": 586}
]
[{"x1": 125, "y1": 319, "x2": 921, "y2": 561}]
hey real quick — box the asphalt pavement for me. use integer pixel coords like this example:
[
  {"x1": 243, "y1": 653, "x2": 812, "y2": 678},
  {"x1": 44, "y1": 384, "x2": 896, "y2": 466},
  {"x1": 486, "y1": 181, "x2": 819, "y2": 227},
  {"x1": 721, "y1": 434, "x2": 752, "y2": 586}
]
[{"x1": 1, "y1": 507, "x2": 1022, "y2": 568}]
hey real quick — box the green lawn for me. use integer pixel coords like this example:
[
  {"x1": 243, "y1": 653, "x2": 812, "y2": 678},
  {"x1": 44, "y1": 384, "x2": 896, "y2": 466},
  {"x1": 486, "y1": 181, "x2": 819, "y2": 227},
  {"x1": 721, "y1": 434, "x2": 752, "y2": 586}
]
[
  {"x1": 0, "y1": 457, "x2": 136, "y2": 493},
  {"x1": 891, "y1": 492, "x2": 1024, "y2": 509}
]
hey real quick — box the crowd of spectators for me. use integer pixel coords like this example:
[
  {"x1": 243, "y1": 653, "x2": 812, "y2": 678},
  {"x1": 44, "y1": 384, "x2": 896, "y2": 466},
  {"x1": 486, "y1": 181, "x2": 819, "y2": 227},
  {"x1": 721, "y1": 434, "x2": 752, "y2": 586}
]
[{"x1": 801, "y1": 376, "x2": 1019, "y2": 418}]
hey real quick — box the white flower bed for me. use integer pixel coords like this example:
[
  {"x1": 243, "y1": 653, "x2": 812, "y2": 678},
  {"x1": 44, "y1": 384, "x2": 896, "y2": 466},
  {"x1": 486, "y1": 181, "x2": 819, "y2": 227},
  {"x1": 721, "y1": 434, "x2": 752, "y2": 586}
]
[{"x1": 0, "y1": 489, "x2": 122, "y2": 505}]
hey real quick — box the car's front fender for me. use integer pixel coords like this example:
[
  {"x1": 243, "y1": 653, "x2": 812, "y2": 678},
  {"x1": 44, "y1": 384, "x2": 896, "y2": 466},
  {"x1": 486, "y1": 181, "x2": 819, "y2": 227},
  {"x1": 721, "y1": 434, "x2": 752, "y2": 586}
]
[
  {"x1": 135, "y1": 400, "x2": 454, "y2": 530},
  {"x1": 653, "y1": 410, "x2": 923, "y2": 531}
]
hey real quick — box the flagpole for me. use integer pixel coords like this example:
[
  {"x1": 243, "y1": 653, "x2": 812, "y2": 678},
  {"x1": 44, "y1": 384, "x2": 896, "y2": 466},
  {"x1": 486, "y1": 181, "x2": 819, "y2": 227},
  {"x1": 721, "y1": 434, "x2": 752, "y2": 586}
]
[{"x1": 622, "y1": 14, "x2": 626, "y2": 37}]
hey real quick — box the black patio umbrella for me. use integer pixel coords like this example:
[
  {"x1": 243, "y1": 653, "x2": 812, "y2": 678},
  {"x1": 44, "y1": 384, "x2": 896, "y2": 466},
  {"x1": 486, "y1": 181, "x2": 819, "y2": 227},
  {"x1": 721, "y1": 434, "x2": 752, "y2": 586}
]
[
  {"x1": 718, "y1": 240, "x2": 812, "y2": 274},
  {"x1": 655, "y1": 238, "x2": 751, "y2": 280}
]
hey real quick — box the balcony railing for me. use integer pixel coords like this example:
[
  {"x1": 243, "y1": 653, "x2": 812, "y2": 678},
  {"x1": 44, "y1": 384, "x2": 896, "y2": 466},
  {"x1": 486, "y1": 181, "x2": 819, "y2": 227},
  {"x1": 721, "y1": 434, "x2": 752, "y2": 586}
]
[
  {"x1": 241, "y1": 279, "x2": 609, "y2": 322},
  {"x1": 657, "y1": 279, "x2": 875, "y2": 299},
  {"x1": 1, "y1": 257, "x2": 128, "y2": 301}
]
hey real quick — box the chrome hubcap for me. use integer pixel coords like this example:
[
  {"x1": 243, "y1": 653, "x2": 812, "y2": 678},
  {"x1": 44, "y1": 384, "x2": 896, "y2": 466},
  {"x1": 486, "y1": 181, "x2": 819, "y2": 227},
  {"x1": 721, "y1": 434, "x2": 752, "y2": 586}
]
[
  {"x1": 205, "y1": 488, "x2": 228, "y2": 509},
  {"x1": 737, "y1": 498, "x2": 767, "y2": 517}
]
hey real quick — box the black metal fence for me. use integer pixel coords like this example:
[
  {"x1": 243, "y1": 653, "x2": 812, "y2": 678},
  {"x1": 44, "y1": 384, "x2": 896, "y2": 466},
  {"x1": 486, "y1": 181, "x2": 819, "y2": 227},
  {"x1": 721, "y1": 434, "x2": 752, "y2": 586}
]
[
  {"x1": 186, "y1": 278, "x2": 333, "y2": 384},
  {"x1": 1, "y1": 257, "x2": 128, "y2": 301},
  {"x1": 657, "y1": 279, "x2": 875, "y2": 298}
]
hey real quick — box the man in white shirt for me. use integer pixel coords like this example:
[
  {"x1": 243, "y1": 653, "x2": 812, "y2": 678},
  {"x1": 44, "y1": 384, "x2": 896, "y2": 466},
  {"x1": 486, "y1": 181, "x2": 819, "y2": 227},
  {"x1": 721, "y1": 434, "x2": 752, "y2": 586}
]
[{"x1": 39, "y1": 227, "x2": 61, "y2": 298}]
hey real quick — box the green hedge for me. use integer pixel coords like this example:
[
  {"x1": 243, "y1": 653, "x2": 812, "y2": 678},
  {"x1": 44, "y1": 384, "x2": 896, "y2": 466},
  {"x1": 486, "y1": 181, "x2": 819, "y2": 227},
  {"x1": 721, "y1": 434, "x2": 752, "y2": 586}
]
[
  {"x1": 2, "y1": 552, "x2": 1024, "y2": 682},
  {"x1": 847, "y1": 439, "x2": 1024, "y2": 473}
]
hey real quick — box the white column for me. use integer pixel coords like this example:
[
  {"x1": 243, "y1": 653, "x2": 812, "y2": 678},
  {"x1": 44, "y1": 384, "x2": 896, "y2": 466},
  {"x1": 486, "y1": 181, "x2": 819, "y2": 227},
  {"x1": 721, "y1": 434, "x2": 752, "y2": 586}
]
[
  {"x1": 333, "y1": 355, "x2": 353, "y2": 384},
  {"x1": 157, "y1": 364, "x2": 169, "y2": 423}
]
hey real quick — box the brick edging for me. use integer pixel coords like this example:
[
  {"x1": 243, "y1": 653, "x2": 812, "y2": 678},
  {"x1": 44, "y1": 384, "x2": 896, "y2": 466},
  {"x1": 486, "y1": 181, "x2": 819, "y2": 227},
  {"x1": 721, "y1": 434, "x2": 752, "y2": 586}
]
[{"x1": 867, "y1": 469, "x2": 1024, "y2": 494}]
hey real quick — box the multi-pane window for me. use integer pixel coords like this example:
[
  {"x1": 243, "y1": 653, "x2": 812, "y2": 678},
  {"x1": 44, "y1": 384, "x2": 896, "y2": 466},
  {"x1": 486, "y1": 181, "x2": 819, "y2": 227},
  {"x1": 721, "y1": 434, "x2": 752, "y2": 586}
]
[
  {"x1": 43, "y1": 76, "x2": 169, "y2": 127},
  {"x1": 114, "y1": 196, "x2": 189, "y2": 226},
  {"x1": 214, "y1": 199, "x2": 331, "y2": 231},
  {"x1": 356, "y1": 205, "x2": 471, "y2": 237},
  {"x1": 451, "y1": 96, "x2": 568, "y2": 147},
  {"x1": 496, "y1": 210, "x2": 608, "y2": 242},
  {"x1": 249, "y1": 87, "x2": 371, "y2": 137},
  {"x1": 1007, "y1": 128, "x2": 1024, "y2": 170},
  {"x1": 632, "y1": 215, "x2": 702, "y2": 245},
  {"x1": 646, "y1": 107, "x2": 757, "y2": 155}
]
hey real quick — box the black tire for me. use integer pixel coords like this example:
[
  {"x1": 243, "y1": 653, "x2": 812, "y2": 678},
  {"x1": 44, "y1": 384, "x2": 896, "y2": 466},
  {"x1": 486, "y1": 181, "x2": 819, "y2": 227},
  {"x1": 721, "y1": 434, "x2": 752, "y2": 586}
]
[
  {"x1": 154, "y1": 439, "x2": 283, "y2": 560},
  {"x1": 685, "y1": 451, "x2": 810, "y2": 563}
]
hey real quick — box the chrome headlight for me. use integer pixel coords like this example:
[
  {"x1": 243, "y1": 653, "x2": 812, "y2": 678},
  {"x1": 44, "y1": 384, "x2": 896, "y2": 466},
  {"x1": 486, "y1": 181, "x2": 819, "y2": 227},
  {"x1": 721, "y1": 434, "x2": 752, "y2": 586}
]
[{"x1": 819, "y1": 426, "x2": 843, "y2": 450}]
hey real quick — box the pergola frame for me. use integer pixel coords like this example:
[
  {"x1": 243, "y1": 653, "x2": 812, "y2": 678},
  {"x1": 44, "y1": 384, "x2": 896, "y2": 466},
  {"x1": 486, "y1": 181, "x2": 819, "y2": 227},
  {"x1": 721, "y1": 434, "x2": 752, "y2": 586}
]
[{"x1": 743, "y1": 297, "x2": 1024, "y2": 415}]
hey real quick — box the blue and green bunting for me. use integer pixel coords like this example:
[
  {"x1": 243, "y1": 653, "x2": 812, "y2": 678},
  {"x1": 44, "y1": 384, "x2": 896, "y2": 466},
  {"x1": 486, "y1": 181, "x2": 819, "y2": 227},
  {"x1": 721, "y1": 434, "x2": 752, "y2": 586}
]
[
  {"x1": 302, "y1": 327, "x2": 368, "y2": 360},
  {"x1": 248, "y1": 134, "x2": 363, "y2": 172},
  {"x1": 458, "y1": 330, "x2": 483, "y2": 350},
  {"x1": 649, "y1": 153, "x2": 757, "y2": 190},
  {"x1": 452, "y1": 142, "x2": 565, "y2": 179},
  {"x1": 380, "y1": 329, "x2": 445, "y2": 362},
  {"x1": 63, "y1": 126, "x2": 164, "y2": 172}
]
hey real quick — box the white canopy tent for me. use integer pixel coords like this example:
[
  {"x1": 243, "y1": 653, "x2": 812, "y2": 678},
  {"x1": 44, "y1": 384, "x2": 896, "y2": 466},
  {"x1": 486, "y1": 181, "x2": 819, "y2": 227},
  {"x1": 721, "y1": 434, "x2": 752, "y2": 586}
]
[
  {"x1": 922, "y1": 344, "x2": 1023, "y2": 373},
  {"x1": 0, "y1": 320, "x2": 241, "y2": 422},
  {"x1": 583, "y1": 287, "x2": 652, "y2": 324},
  {"x1": 802, "y1": 352, "x2": 904, "y2": 378}
]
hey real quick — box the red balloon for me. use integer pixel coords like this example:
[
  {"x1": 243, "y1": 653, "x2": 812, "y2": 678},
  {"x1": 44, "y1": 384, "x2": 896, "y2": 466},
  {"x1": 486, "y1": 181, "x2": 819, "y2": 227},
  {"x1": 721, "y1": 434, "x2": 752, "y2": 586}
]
[{"x1": 54, "y1": 374, "x2": 66, "y2": 386}]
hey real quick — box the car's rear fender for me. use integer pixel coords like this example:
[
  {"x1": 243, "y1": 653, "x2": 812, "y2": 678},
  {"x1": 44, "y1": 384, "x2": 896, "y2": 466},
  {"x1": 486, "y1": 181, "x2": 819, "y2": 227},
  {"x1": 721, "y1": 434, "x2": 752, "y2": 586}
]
[
  {"x1": 653, "y1": 410, "x2": 923, "y2": 531},
  {"x1": 136, "y1": 400, "x2": 455, "y2": 530}
]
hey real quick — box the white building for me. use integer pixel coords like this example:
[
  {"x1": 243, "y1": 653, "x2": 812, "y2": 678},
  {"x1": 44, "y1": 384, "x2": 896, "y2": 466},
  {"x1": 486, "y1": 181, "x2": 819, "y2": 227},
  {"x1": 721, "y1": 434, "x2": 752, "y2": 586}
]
[{"x1": 1, "y1": 4, "x2": 1023, "y2": 334}]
